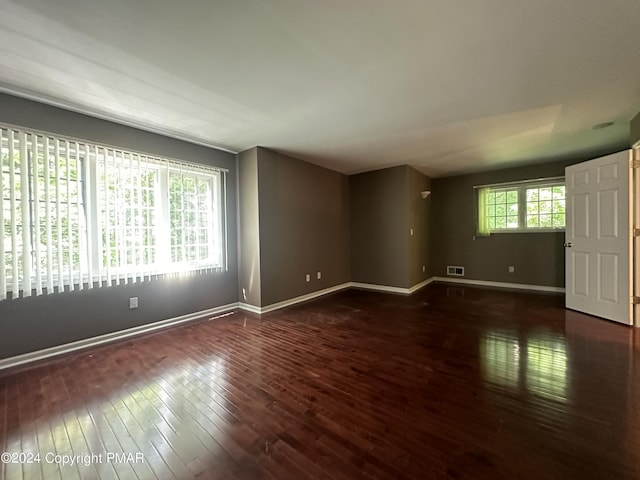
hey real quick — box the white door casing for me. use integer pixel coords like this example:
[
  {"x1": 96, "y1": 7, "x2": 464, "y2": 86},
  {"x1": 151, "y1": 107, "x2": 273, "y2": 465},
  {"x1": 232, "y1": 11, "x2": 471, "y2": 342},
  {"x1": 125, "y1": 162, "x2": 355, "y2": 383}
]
[
  {"x1": 634, "y1": 144, "x2": 640, "y2": 325},
  {"x1": 565, "y1": 150, "x2": 632, "y2": 325}
]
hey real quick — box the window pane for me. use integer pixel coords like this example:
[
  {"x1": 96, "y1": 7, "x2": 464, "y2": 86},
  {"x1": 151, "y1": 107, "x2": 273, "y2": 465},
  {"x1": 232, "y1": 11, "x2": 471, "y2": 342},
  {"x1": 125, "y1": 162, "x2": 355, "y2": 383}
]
[
  {"x1": 553, "y1": 214, "x2": 565, "y2": 228},
  {"x1": 99, "y1": 161, "x2": 157, "y2": 271},
  {"x1": 539, "y1": 214, "x2": 552, "y2": 228},
  {"x1": 540, "y1": 187, "x2": 553, "y2": 200},
  {"x1": 169, "y1": 172, "x2": 218, "y2": 269},
  {"x1": 486, "y1": 188, "x2": 520, "y2": 231},
  {"x1": 552, "y1": 186, "x2": 565, "y2": 198},
  {"x1": 525, "y1": 183, "x2": 565, "y2": 229},
  {"x1": 539, "y1": 200, "x2": 551, "y2": 214}
]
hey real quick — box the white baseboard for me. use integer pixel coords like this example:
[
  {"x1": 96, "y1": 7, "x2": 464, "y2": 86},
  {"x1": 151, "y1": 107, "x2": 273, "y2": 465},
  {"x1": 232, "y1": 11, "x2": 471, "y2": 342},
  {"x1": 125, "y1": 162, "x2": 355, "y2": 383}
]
[
  {"x1": 239, "y1": 279, "x2": 434, "y2": 314},
  {"x1": 239, "y1": 282, "x2": 351, "y2": 315},
  {"x1": 408, "y1": 277, "x2": 436, "y2": 294},
  {"x1": 350, "y1": 282, "x2": 409, "y2": 294},
  {"x1": 351, "y1": 277, "x2": 435, "y2": 295},
  {"x1": 0, "y1": 302, "x2": 239, "y2": 372},
  {"x1": 432, "y1": 276, "x2": 565, "y2": 293},
  {"x1": 237, "y1": 302, "x2": 262, "y2": 315}
]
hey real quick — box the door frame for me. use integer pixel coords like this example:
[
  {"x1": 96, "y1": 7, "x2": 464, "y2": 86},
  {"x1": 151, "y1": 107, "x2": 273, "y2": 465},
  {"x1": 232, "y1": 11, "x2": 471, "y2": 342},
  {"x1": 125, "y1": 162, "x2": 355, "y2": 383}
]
[{"x1": 633, "y1": 143, "x2": 640, "y2": 326}]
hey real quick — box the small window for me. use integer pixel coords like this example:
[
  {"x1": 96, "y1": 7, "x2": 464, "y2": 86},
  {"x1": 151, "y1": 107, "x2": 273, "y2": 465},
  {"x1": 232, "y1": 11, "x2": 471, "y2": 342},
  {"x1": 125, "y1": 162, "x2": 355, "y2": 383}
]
[
  {"x1": 525, "y1": 185, "x2": 565, "y2": 229},
  {"x1": 485, "y1": 188, "x2": 519, "y2": 230},
  {"x1": 477, "y1": 178, "x2": 565, "y2": 234}
]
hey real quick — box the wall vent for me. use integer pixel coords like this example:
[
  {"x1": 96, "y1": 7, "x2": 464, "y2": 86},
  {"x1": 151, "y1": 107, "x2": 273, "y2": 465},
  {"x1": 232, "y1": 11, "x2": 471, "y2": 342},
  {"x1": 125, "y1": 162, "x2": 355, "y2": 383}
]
[{"x1": 446, "y1": 266, "x2": 465, "y2": 276}]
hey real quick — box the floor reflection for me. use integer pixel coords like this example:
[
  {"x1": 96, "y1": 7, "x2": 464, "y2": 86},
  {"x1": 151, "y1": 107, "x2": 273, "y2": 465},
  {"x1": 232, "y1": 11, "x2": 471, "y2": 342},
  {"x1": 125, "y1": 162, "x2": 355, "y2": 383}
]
[
  {"x1": 4, "y1": 287, "x2": 640, "y2": 479},
  {"x1": 1, "y1": 352, "x2": 233, "y2": 479},
  {"x1": 481, "y1": 331, "x2": 568, "y2": 401}
]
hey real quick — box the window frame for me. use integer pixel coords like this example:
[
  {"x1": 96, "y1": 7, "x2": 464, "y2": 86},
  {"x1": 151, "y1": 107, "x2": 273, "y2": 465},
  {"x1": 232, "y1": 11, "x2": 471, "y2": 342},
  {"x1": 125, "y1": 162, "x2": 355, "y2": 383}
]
[
  {"x1": 476, "y1": 177, "x2": 566, "y2": 234},
  {"x1": 1, "y1": 123, "x2": 228, "y2": 298}
]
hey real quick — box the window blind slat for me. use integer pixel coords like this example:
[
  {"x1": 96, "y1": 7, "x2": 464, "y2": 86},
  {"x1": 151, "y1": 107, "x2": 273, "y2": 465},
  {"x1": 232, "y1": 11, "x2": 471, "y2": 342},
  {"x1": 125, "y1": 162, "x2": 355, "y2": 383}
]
[
  {"x1": 103, "y1": 147, "x2": 111, "y2": 287},
  {"x1": 8, "y1": 130, "x2": 18, "y2": 297},
  {"x1": 84, "y1": 143, "x2": 94, "y2": 289},
  {"x1": 19, "y1": 132, "x2": 32, "y2": 296},
  {"x1": 133, "y1": 152, "x2": 140, "y2": 283},
  {"x1": 55, "y1": 139, "x2": 63, "y2": 292},
  {"x1": 114, "y1": 149, "x2": 122, "y2": 286},
  {"x1": 32, "y1": 135, "x2": 42, "y2": 295},
  {"x1": 127, "y1": 151, "x2": 134, "y2": 284},
  {"x1": 179, "y1": 163, "x2": 185, "y2": 268},
  {"x1": 63, "y1": 140, "x2": 73, "y2": 292},
  {"x1": 43, "y1": 137, "x2": 53, "y2": 293},
  {"x1": 73, "y1": 142, "x2": 83, "y2": 291},
  {"x1": 93, "y1": 145, "x2": 102, "y2": 287},
  {"x1": 0, "y1": 129, "x2": 5, "y2": 300}
]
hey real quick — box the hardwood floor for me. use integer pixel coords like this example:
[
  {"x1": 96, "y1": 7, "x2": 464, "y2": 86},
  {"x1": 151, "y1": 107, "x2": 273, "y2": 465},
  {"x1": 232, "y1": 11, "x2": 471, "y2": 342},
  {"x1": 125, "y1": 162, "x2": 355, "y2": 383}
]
[{"x1": 1, "y1": 283, "x2": 640, "y2": 479}]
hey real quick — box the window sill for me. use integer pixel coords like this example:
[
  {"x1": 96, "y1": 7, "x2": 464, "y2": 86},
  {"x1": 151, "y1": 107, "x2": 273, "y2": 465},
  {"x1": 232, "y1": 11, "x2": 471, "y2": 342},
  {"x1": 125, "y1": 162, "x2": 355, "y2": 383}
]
[{"x1": 487, "y1": 228, "x2": 565, "y2": 234}]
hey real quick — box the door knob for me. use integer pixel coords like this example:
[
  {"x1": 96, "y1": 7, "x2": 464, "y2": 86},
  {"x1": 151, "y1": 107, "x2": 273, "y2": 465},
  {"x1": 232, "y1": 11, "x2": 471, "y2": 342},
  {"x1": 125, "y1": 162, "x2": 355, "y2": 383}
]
[{"x1": 564, "y1": 242, "x2": 572, "y2": 248}]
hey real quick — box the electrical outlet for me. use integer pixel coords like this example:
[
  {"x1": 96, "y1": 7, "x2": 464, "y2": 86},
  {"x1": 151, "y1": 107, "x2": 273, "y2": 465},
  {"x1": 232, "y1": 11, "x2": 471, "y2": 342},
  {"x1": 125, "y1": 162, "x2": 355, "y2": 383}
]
[
  {"x1": 129, "y1": 297, "x2": 138, "y2": 309},
  {"x1": 410, "y1": 228, "x2": 414, "y2": 236},
  {"x1": 305, "y1": 274, "x2": 310, "y2": 282},
  {"x1": 422, "y1": 265, "x2": 426, "y2": 273},
  {"x1": 317, "y1": 271, "x2": 321, "y2": 280},
  {"x1": 508, "y1": 266, "x2": 515, "y2": 273}
]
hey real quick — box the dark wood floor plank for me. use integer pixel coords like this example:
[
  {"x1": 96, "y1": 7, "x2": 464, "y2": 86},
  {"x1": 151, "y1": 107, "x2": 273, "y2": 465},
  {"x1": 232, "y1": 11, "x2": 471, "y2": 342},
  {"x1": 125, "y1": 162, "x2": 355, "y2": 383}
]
[
  {"x1": 49, "y1": 414, "x2": 82, "y2": 480},
  {"x1": 89, "y1": 403, "x2": 149, "y2": 480},
  {"x1": 108, "y1": 393, "x2": 184, "y2": 480},
  {"x1": 123, "y1": 382, "x2": 213, "y2": 478},
  {"x1": 2, "y1": 284, "x2": 640, "y2": 479},
  {"x1": 33, "y1": 421, "x2": 62, "y2": 480}
]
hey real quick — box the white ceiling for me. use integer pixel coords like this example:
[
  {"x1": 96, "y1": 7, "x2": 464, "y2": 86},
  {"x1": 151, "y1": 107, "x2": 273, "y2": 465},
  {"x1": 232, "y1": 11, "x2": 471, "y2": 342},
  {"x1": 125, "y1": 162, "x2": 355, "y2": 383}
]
[{"x1": 1, "y1": 0, "x2": 639, "y2": 177}]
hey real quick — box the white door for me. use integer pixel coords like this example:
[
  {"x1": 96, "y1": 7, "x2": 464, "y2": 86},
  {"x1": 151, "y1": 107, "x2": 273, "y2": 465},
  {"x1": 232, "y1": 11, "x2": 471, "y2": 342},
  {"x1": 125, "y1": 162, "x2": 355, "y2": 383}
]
[{"x1": 565, "y1": 150, "x2": 632, "y2": 324}]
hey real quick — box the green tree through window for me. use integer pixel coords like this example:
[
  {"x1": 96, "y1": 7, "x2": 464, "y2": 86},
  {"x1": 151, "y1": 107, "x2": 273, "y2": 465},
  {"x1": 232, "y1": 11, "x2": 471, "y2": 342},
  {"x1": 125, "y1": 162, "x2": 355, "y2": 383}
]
[{"x1": 477, "y1": 179, "x2": 565, "y2": 234}]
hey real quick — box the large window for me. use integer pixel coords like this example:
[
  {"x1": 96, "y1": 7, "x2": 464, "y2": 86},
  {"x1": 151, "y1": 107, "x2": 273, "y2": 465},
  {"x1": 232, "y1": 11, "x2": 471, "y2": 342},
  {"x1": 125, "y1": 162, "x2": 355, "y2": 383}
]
[
  {"x1": 1, "y1": 125, "x2": 226, "y2": 300},
  {"x1": 477, "y1": 178, "x2": 565, "y2": 234}
]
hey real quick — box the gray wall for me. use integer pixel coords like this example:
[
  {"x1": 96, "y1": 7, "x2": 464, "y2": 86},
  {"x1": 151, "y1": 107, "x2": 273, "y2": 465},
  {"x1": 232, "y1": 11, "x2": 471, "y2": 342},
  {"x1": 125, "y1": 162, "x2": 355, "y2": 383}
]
[
  {"x1": 4, "y1": 90, "x2": 634, "y2": 359},
  {"x1": 431, "y1": 159, "x2": 580, "y2": 288},
  {"x1": 257, "y1": 148, "x2": 350, "y2": 306},
  {"x1": 409, "y1": 167, "x2": 432, "y2": 285},
  {"x1": 237, "y1": 148, "x2": 261, "y2": 307},
  {"x1": 0, "y1": 93, "x2": 239, "y2": 358},
  {"x1": 632, "y1": 110, "x2": 640, "y2": 145},
  {"x1": 350, "y1": 165, "x2": 431, "y2": 289}
]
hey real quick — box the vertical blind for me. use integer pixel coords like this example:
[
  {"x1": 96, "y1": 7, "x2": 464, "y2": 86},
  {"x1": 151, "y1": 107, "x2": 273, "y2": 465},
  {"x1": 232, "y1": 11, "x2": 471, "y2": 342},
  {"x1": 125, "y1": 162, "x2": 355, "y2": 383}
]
[{"x1": 1, "y1": 125, "x2": 226, "y2": 300}]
